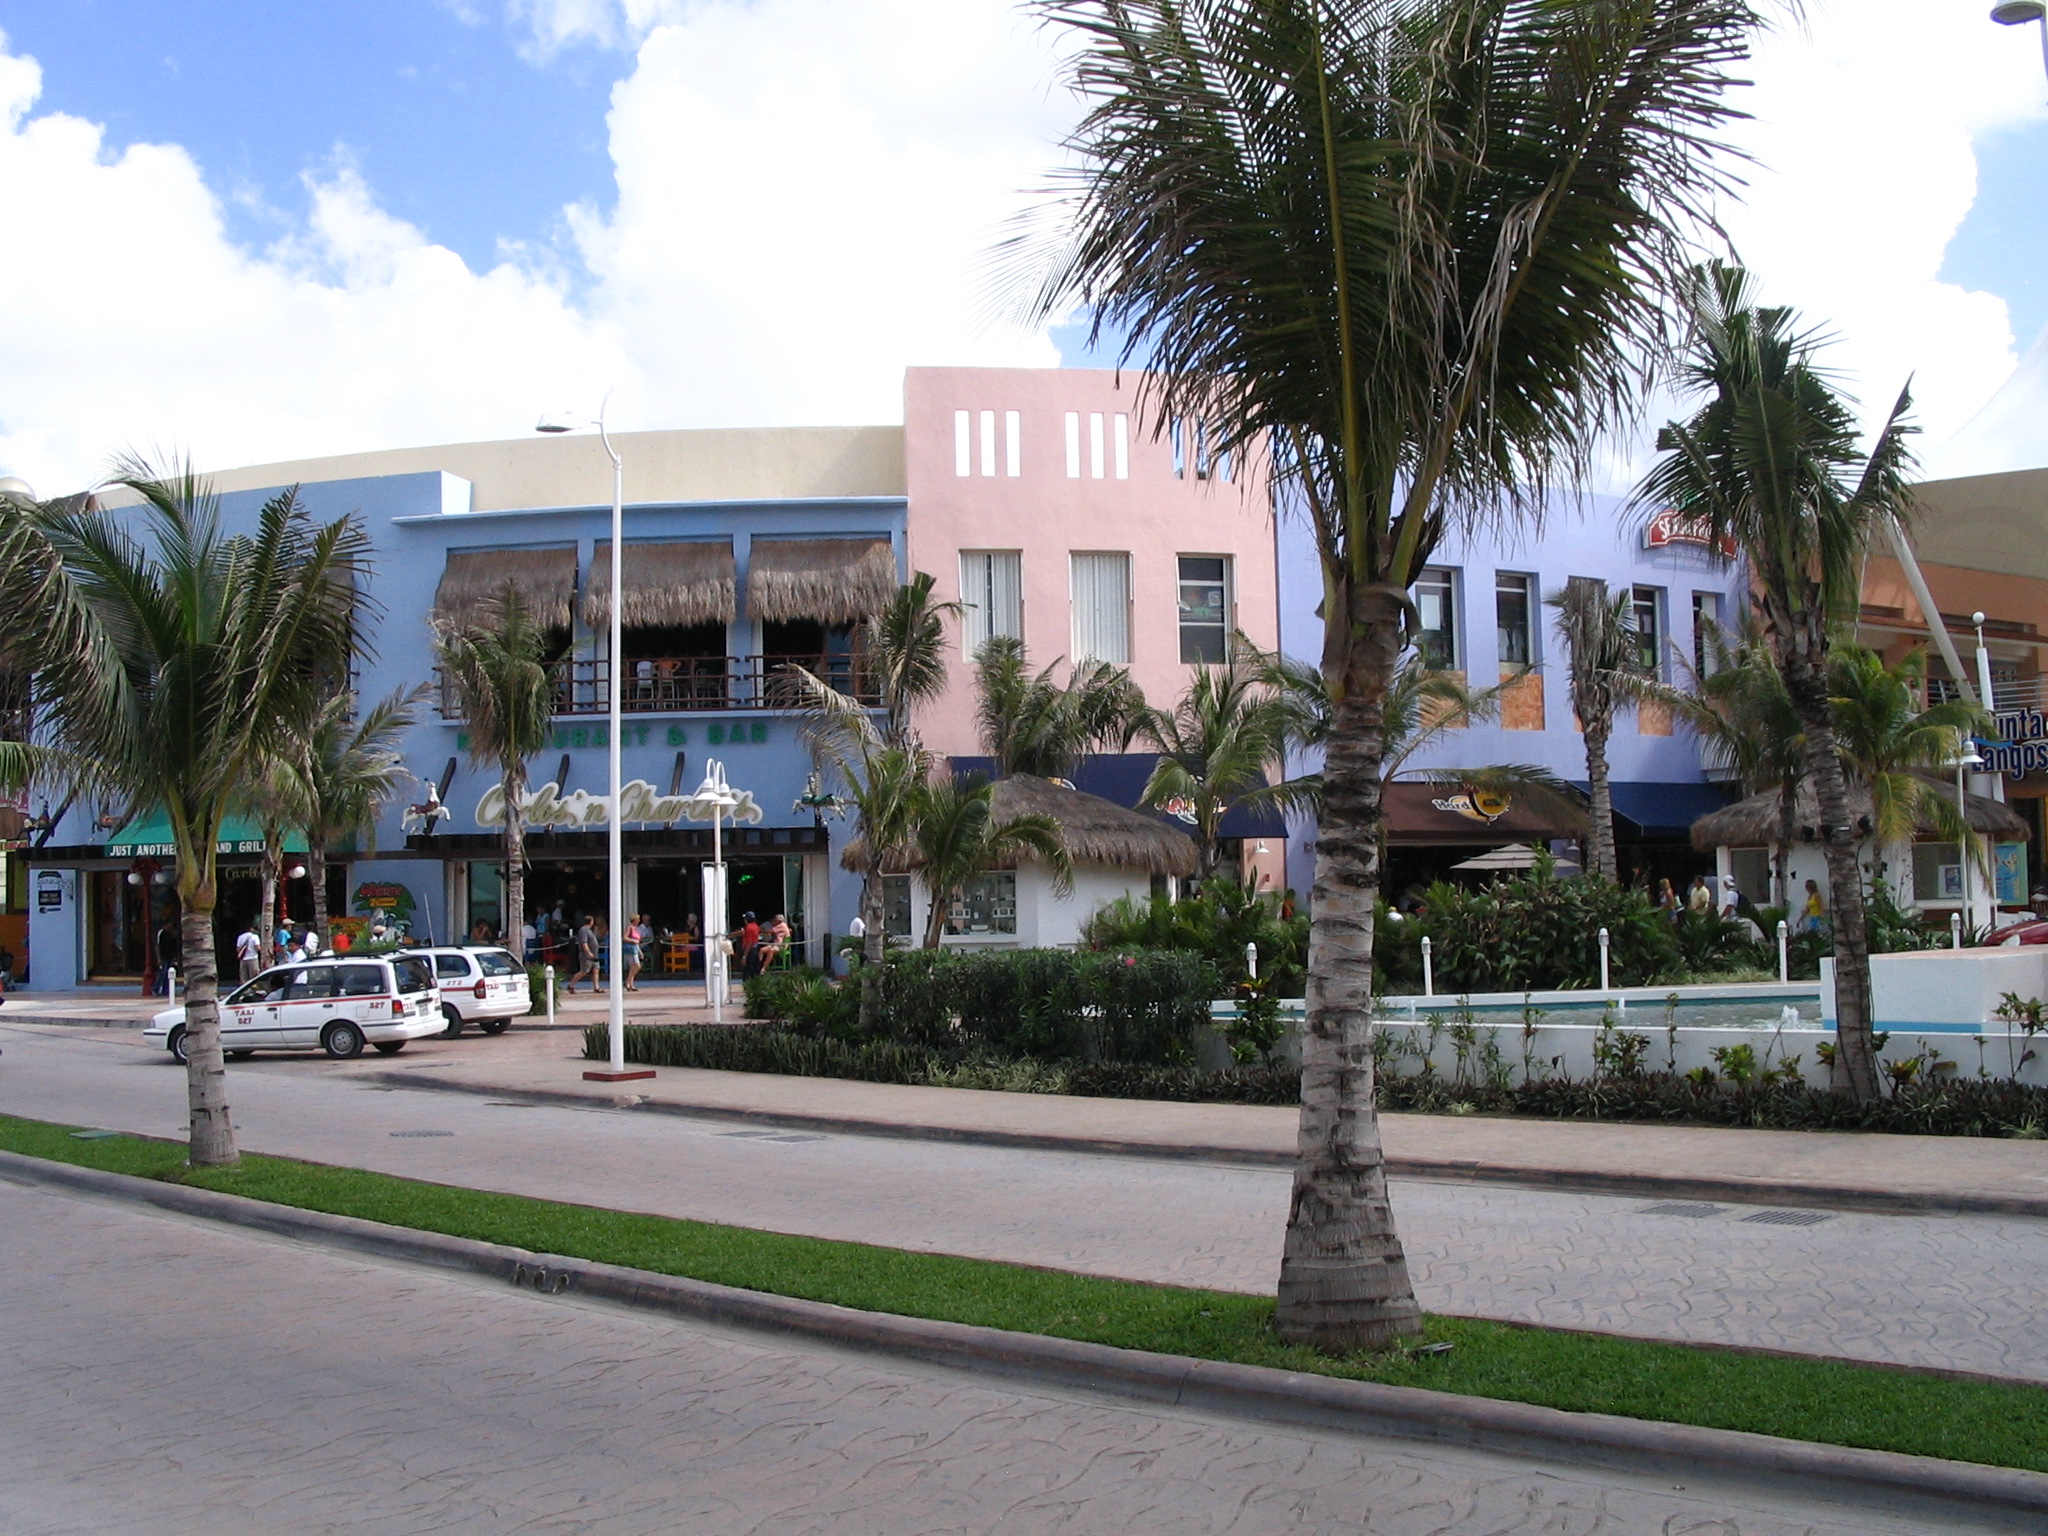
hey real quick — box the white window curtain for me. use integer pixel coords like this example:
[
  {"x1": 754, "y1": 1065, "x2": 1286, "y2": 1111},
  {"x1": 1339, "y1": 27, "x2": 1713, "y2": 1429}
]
[
  {"x1": 1070, "y1": 551, "x2": 1131, "y2": 665},
  {"x1": 960, "y1": 551, "x2": 1023, "y2": 655}
]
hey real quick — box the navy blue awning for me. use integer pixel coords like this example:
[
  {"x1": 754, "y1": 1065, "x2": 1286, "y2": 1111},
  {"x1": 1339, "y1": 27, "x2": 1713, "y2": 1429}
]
[{"x1": 1580, "y1": 781, "x2": 1737, "y2": 838}]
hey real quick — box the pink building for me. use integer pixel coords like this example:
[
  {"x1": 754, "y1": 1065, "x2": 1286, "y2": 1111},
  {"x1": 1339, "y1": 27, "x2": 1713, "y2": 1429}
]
[{"x1": 904, "y1": 365, "x2": 1279, "y2": 772}]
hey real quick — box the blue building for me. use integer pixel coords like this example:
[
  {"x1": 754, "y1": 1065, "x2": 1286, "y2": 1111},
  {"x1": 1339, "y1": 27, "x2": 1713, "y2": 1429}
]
[{"x1": 1275, "y1": 489, "x2": 1750, "y2": 897}]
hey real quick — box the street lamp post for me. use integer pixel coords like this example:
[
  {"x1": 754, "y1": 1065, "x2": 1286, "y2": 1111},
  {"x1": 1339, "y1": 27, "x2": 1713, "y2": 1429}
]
[
  {"x1": 539, "y1": 398, "x2": 651, "y2": 1085},
  {"x1": 1993, "y1": 2, "x2": 2048, "y2": 84},
  {"x1": 1955, "y1": 739, "x2": 1987, "y2": 939}
]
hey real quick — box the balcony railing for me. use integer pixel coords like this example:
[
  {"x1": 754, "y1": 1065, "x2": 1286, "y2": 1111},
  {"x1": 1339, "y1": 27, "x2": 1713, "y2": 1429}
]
[
  {"x1": 1928, "y1": 675, "x2": 2048, "y2": 716},
  {"x1": 438, "y1": 654, "x2": 880, "y2": 720}
]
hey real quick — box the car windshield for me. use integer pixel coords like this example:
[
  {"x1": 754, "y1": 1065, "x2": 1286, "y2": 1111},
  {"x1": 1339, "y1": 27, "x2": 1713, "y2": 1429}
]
[
  {"x1": 476, "y1": 950, "x2": 523, "y2": 977},
  {"x1": 391, "y1": 956, "x2": 436, "y2": 995}
]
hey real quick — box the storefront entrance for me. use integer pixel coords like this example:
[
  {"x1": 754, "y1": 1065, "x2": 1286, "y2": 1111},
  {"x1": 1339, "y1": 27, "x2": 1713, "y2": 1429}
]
[{"x1": 514, "y1": 854, "x2": 806, "y2": 976}]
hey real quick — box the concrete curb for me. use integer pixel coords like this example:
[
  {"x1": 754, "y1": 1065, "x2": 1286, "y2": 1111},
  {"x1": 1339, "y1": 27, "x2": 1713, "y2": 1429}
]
[
  {"x1": 6, "y1": 1146, "x2": 2047, "y2": 1525},
  {"x1": 367, "y1": 1069, "x2": 2048, "y2": 1221}
]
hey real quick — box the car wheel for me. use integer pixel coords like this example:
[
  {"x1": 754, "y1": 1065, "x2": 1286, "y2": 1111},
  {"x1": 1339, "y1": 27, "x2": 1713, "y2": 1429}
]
[
  {"x1": 167, "y1": 1026, "x2": 190, "y2": 1065},
  {"x1": 478, "y1": 1018, "x2": 509, "y2": 1036},
  {"x1": 321, "y1": 1021, "x2": 365, "y2": 1060},
  {"x1": 372, "y1": 1040, "x2": 406, "y2": 1055},
  {"x1": 441, "y1": 1003, "x2": 464, "y2": 1038},
  {"x1": 227, "y1": 1050, "x2": 255, "y2": 1060}
]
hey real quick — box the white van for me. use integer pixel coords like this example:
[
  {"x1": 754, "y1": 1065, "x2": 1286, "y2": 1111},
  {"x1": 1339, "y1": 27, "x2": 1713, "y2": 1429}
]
[
  {"x1": 145, "y1": 955, "x2": 443, "y2": 1062},
  {"x1": 417, "y1": 946, "x2": 531, "y2": 1035}
]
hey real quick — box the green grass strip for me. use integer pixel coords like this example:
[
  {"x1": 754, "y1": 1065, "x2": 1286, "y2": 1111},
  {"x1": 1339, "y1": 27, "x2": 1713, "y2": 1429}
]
[{"x1": 5, "y1": 1110, "x2": 2044, "y2": 1473}]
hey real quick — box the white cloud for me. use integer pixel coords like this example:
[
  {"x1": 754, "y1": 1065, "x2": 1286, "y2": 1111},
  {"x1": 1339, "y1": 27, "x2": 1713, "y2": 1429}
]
[{"x1": 0, "y1": 3, "x2": 2042, "y2": 495}]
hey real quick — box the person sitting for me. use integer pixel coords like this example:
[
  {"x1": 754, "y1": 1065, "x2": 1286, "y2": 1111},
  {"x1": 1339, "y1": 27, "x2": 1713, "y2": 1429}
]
[{"x1": 760, "y1": 913, "x2": 792, "y2": 970}]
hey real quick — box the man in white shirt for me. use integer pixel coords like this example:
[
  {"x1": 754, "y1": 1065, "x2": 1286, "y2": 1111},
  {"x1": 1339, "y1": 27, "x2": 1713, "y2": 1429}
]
[{"x1": 235, "y1": 925, "x2": 261, "y2": 982}]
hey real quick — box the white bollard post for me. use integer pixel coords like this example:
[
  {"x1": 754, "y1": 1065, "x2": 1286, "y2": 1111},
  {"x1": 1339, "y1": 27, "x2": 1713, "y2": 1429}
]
[
  {"x1": 166, "y1": 966, "x2": 178, "y2": 1004},
  {"x1": 1421, "y1": 935, "x2": 1434, "y2": 998},
  {"x1": 1776, "y1": 920, "x2": 1789, "y2": 985},
  {"x1": 1951, "y1": 911, "x2": 1964, "y2": 951},
  {"x1": 1598, "y1": 926, "x2": 1611, "y2": 993},
  {"x1": 544, "y1": 965, "x2": 556, "y2": 1026},
  {"x1": 1244, "y1": 940, "x2": 1259, "y2": 981}
]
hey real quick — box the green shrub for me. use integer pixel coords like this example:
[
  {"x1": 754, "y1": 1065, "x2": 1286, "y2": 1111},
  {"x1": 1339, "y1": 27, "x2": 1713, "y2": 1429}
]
[
  {"x1": 1082, "y1": 882, "x2": 1307, "y2": 997},
  {"x1": 744, "y1": 966, "x2": 856, "y2": 1035}
]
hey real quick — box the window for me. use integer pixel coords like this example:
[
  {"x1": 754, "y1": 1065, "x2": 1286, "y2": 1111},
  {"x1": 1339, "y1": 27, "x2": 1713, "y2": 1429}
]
[
  {"x1": 1495, "y1": 573, "x2": 1534, "y2": 669},
  {"x1": 1413, "y1": 568, "x2": 1457, "y2": 670},
  {"x1": 1692, "y1": 591, "x2": 1723, "y2": 678},
  {"x1": 960, "y1": 551, "x2": 1023, "y2": 655},
  {"x1": 1113, "y1": 414, "x2": 1129, "y2": 479},
  {"x1": 1913, "y1": 842, "x2": 1966, "y2": 904},
  {"x1": 881, "y1": 875, "x2": 913, "y2": 938},
  {"x1": 1178, "y1": 555, "x2": 1231, "y2": 664},
  {"x1": 953, "y1": 410, "x2": 971, "y2": 476},
  {"x1": 284, "y1": 965, "x2": 337, "y2": 1001},
  {"x1": 1632, "y1": 586, "x2": 1663, "y2": 676},
  {"x1": 477, "y1": 951, "x2": 523, "y2": 976},
  {"x1": 1071, "y1": 551, "x2": 1132, "y2": 665},
  {"x1": 335, "y1": 964, "x2": 384, "y2": 998},
  {"x1": 947, "y1": 871, "x2": 1018, "y2": 936},
  {"x1": 1004, "y1": 410, "x2": 1021, "y2": 477},
  {"x1": 392, "y1": 956, "x2": 436, "y2": 994},
  {"x1": 1064, "y1": 412, "x2": 1081, "y2": 478}
]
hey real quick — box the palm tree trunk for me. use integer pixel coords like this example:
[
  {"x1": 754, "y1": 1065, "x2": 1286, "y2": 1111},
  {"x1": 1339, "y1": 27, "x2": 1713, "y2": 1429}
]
[
  {"x1": 178, "y1": 863, "x2": 238, "y2": 1167},
  {"x1": 1783, "y1": 649, "x2": 1881, "y2": 1100},
  {"x1": 1774, "y1": 782, "x2": 1797, "y2": 909},
  {"x1": 922, "y1": 883, "x2": 950, "y2": 949},
  {"x1": 1583, "y1": 715, "x2": 1616, "y2": 882},
  {"x1": 308, "y1": 843, "x2": 329, "y2": 943},
  {"x1": 502, "y1": 761, "x2": 527, "y2": 953},
  {"x1": 861, "y1": 871, "x2": 886, "y2": 967},
  {"x1": 1275, "y1": 599, "x2": 1423, "y2": 1353}
]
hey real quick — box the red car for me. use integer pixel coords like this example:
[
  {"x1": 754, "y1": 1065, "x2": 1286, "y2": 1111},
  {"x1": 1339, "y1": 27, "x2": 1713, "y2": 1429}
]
[{"x1": 1987, "y1": 918, "x2": 2048, "y2": 946}]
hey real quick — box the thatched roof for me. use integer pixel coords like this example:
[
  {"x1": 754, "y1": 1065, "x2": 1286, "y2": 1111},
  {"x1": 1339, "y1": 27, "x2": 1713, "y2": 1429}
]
[
  {"x1": 840, "y1": 773, "x2": 1199, "y2": 877},
  {"x1": 747, "y1": 537, "x2": 895, "y2": 624},
  {"x1": 1691, "y1": 773, "x2": 2031, "y2": 852},
  {"x1": 433, "y1": 546, "x2": 578, "y2": 629},
  {"x1": 582, "y1": 539, "x2": 736, "y2": 629}
]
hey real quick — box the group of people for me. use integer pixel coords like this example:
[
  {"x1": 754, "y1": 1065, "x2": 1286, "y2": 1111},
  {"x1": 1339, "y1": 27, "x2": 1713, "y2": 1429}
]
[
  {"x1": 232, "y1": 920, "x2": 346, "y2": 983},
  {"x1": 726, "y1": 912, "x2": 793, "y2": 979},
  {"x1": 1653, "y1": 874, "x2": 1828, "y2": 933},
  {"x1": 561, "y1": 913, "x2": 657, "y2": 994}
]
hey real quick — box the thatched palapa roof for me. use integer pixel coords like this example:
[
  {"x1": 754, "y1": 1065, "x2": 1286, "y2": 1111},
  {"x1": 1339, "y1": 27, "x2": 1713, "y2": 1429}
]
[
  {"x1": 747, "y1": 537, "x2": 895, "y2": 624},
  {"x1": 582, "y1": 539, "x2": 736, "y2": 629},
  {"x1": 433, "y1": 546, "x2": 578, "y2": 629},
  {"x1": 840, "y1": 773, "x2": 1198, "y2": 877},
  {"x1": 1691, "y1": 773, "x2": 2031, "y2": 852}
]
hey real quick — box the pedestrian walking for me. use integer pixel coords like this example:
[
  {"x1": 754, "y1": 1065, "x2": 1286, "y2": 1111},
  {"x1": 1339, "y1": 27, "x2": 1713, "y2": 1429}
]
[
  {"x1": 235, "y1": 923, "x2": 261, "y2": 982},
  {"x1": 568, "y1": 915, "x2": 599, "y2": 993}
]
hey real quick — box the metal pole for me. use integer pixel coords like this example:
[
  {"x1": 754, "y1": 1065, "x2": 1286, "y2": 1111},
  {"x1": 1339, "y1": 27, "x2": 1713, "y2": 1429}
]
[
  {"x1": 1598, "y1": 926, "x2": 1611, "y2": 993},
  {"x1": 601, "y1": 405, "x2": 625, "y2": 1077},
  {"x1": 167, "y1": 965, "x2": 178, "y2": 1004},
  {"x1": 1775, "y1": 920, "x2": 1788, "y2": 985},
  {"x1": 1952, "y1": 910, "x2": 1964, "y2": 951},
  {"x1": 1420, "y1": 935, "x2": 1434, "y2": 998},
  {"x1": 545, "y1": 964, "x2": 556, "y2": 1026},
  {"x1": 1244, "y1": 940, "x2": 1259, "y2": 981},
  {"x1": 1958, "y1": 754, "x2": 1973, "y2": 941},
  {"x1": 710, "y1": 796, "x2": 725, "y2": 1024}
]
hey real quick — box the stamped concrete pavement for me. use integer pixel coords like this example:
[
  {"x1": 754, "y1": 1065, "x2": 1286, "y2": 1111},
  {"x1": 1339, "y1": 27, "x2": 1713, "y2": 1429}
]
[
  {"x1": 7, "y1": 1021, "x2": 2048, "y2": 1385},
  {"x1": 0, "y1": 1179, "x2": 2008, "y2": 1536}
]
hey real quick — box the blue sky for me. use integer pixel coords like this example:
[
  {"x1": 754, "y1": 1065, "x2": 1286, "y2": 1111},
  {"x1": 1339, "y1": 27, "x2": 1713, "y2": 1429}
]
[{"x1": 0, "y1": 1, "x2": 2043, "y2": 487}]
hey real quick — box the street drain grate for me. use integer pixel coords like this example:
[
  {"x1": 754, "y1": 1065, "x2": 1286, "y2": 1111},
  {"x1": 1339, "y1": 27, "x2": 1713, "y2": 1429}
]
[
  {"x1": 390, "y1": 1130, "x2": 455, "y2": 1138},
  {"x1": 1740, "y1": 1208, "x2": 1835, "y2": 1226},
  {"x1": 1637, "y1": 1202, "x2": 1730, "y2": 1218},
  {"x1": 764, "y1": 1134, "x2": 824, "y2": 1143},
  {"x1": 717, "y1": 1129, "x2": 824, "y2": 1143}
]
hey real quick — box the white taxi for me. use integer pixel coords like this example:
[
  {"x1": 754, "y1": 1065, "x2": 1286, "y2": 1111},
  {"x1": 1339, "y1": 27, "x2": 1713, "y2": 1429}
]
[
  {"x1": 145, "y1": 954, "x2": 443, "y2": 1062},
  {"x1": 417, "y1": 946, "x2": 531, "y2": 1036}
]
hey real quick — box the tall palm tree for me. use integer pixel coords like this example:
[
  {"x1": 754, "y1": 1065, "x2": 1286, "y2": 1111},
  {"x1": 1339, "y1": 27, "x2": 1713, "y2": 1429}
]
[
  {"x1": 434, "y1": 586, "x2": 563, "y2": 951},
  {"x1": 788, "y1": 573, "x2": 960, "y2": 966},
  {"x1": 0, "y1": 465, "x2": 366, "y2": 1167},
  {"x1": 1680, "y1": 618, "x2": 1805, "y2": 905},
  {"x1": 974, "y1": 635, "x2": 1145, "y2": 780},
  {"x1": 1547, "y1": 578, "x2": 1641, "y2": 882},
  {"x1": 299, "y1": 687, "x2": 428, "y2": 943},
  {"x1": 906, "y1": 773, "x2": 1071, "y2": 948},
  {"x1": 1638, "y1": 263, "x2": 1918, "y2": 1102},
  {"x1": 1139, "y1": 658, "x2": 1292, "y2": 881},
  {"x1": 1023, "y1": 0, "x2": 1765, "y2": 1350}
]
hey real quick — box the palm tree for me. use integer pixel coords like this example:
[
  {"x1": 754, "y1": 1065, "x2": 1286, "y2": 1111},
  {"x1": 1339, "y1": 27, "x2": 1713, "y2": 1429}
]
[
  {"x1": 1829, "y1": 646, "x2": 1985, "y2": 865},
  {"x1": 300, "y1": 687, "x2": 427, "y2": 943},
  {"x1": 907, "y1": 772, "x2": 1071, "y2": 948},
  {"x1": 974, "y1": 635, "x2": 1144, "y2": 780},
  {"x1": 787, "y1": 573, "x2": 960, "y2": 966},
  {"x1": 1023, "y1": 0, "x2": 1765, "y2": 1350},
  {"x1": 0, "y1": 465, "x2": 366, "y2": 1166},
  {"x1": 1547, "y1": 578, "x2": 1641, "y2": 883},
  {"x1": 1138, "y1": 658, "x2": 1292, "y2": 881},
  {"x1": 1673, "y1": 618, "x2": 1806, "y2": 905},
  {"x1": 1638, "y1": 263, "x2": 1918, "y2": 1102},
  {"x1": 434, "y1": 585, "x2": 563, "y2": 951}
]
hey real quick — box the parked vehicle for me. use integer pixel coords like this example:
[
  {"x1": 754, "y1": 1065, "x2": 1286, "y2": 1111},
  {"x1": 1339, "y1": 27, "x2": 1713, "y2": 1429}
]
[
  {"x1": 418, "y1": 946, "x2": 530, "y2": 1036},
  {"x1": 144, "y1": 955, "x2": 443, "y2": 1062},
  {"x1": 1990, "y1": 919, "x2": 2048, "y2": 947}
]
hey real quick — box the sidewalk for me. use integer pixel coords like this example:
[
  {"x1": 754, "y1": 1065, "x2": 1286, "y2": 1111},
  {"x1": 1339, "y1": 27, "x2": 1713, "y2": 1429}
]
[{"x1": 16, "y1": 994, "x2": 2048, "y2": 1217}]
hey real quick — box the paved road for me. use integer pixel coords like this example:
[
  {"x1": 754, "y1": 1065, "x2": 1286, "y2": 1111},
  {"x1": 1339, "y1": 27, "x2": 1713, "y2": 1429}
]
[
  {"x1": 7, "y1": 1022, "x2": 2048, "y2": 1383},
  {"x1": 0, "y1": 1179, "x2": 1999, "y2": 1536}
]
